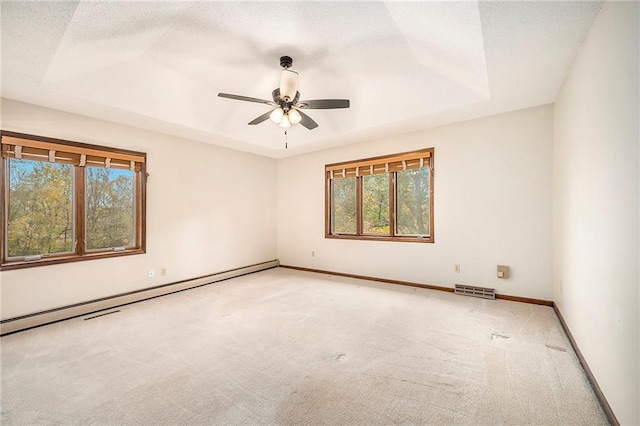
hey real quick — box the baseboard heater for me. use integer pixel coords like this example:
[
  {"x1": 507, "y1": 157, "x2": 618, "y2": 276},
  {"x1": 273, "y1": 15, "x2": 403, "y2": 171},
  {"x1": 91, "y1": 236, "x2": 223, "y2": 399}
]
[
  {"x1": 1, "y1": 259, "x2": 279, "y2": 336},
  {"x1": 454, "y1": 284, "x2": 496, "y2": 300}
]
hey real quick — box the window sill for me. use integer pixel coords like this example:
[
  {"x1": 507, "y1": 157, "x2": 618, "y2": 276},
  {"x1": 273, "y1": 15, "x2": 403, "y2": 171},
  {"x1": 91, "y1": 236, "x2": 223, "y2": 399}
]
[
  {"x1": 1, "y1": 248, "x2": 145, "y2": 271},
  {"x1": 325, "y1": 234, "x2": 433, "y2": 243}
]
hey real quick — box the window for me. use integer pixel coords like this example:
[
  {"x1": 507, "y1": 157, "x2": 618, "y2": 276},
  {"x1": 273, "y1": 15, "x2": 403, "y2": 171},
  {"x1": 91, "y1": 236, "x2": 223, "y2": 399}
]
[
  {"x1": 1, "y1": 131, "x2": 146, "y2": 269},
  {"x1": 362, "y1": 174, "x2": 390, "y2": 235},
  {"x1": 331, "y1": 176, "x2": 357, "y2": 234},
  {"x1": 326, "y1": 148, "x2": 433, "y2": 243},
  {"x1": 85, "y1": 167, "x2": 135, "y2": 250}
]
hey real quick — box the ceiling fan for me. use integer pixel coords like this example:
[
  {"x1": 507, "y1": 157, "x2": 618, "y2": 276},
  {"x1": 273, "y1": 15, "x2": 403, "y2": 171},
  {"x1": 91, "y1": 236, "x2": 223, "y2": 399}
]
[{"x1": 218, "y1": 56, "x2": 350, "y2": 130}]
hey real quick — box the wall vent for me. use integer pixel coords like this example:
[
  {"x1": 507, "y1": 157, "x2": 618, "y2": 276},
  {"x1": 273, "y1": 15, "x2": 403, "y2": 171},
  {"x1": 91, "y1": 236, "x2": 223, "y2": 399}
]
[{"x1": 454, "y1": 284, "x2": 496, "y2": 300}]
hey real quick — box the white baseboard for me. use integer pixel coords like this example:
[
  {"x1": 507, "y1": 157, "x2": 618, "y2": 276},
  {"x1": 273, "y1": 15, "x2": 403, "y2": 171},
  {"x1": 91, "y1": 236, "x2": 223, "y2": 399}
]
[{"x1": 1, "y1": 259, "x2": 279, "y2": 335}]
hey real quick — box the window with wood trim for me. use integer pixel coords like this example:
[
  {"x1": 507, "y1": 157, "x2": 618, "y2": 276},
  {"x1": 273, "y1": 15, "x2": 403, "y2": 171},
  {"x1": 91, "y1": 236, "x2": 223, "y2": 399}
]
[
  {"x1": 325, "y1": 148, "x2": 433, "y2": 243},
  {"x1": 0, "y1": 131, "x2": 146, "y2": 269}
]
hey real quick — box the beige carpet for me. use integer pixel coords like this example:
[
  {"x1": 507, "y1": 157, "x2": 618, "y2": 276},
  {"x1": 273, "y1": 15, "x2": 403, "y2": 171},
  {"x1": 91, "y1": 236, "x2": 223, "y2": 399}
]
[{"x1": 1, "y1": 267, "x2": 606, "y2": 425}]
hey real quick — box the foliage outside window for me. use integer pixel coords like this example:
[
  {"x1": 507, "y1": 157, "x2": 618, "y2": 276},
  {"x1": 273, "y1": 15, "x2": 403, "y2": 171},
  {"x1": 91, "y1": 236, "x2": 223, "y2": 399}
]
[
  {"x1": 1, "y1": 131, "x2": 146, "y2": 269},
  {"x1": 325, "y1": 148, "x2": 433, "y2": 243},
  {"x1": 85, "y1": 167, "x2": 135, "y2": 250},
  {"x1": 331, "y1": 176, "x2": 357, "y2": 234}
]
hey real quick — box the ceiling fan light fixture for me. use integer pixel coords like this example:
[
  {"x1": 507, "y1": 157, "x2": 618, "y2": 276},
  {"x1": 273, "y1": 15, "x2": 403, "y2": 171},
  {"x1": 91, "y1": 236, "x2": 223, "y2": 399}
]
[
  {"x1": 288, "y1": 109, "x2": 302, "y2": 125},
  {"x1": 270, "y1": 107, "x2": 284, "y2": 123},
  {"x1": 280, "y1": 70, "x2": 299, "y2": 101},
  {"x1": 280, "y1": 114, "x2": 291, "y2": 128}
]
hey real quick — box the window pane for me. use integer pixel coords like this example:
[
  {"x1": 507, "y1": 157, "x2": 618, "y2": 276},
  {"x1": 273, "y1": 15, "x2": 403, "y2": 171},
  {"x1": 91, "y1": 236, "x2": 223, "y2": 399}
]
[
  {"x1": 86, "y1": 167, "x2": 135, "y2": 250},
  {"x1": 363, "y1": 173, "x2": 390, "y2": 235},
  {"x1": 6, "y1": 159, "x2": 74, "y2": 257},
  {"x1": 332, "y1": 177, "x2": 357, "y2": 234},
  {"x1": 396, "y1": 168, "x2": 430, "y2": 236}
]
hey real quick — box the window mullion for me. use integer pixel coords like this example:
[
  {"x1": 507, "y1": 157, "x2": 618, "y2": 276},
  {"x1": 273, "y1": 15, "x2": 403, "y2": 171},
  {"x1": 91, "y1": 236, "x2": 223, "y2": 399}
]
[
  {"x1": 75, "y1": 166, "x2": 86, "y2": 255},
  {"x1": 327, "y1": 177, "x2": 332, "y2": 236},
  {"x1": 356, "y1": 176, "x2": 363, "y2": 236},
  {"x1": 390, "y1": 172, "x2": 396, "y2": 238},
  {"x1": 1, "y1": 159, "x2": 7, "y2": 264}
]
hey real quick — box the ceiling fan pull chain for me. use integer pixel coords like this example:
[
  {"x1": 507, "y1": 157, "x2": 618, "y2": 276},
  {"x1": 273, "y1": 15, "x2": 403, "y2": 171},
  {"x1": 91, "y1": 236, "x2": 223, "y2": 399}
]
[{"x1": 285, "y1": 130, "x2": 288, "y2": 149}]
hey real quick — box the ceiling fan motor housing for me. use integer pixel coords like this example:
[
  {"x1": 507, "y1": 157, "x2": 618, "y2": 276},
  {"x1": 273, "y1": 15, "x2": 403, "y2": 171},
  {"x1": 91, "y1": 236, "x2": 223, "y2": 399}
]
[
  {"x1": 279, "y1": 70, "x2": 299, "y2": 102},
  {"x1": 272, "y1": 89, "x2": 300, "y2": 110}
]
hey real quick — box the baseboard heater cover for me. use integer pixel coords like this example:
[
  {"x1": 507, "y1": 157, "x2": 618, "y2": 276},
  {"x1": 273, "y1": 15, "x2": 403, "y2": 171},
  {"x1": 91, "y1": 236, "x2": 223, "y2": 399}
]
[
  {"x1": 454, "y1": 284, "x2": 496, "y2": 300},
  {"x1": 1, "y1": 259, "x2": 279, "y2": 335}
]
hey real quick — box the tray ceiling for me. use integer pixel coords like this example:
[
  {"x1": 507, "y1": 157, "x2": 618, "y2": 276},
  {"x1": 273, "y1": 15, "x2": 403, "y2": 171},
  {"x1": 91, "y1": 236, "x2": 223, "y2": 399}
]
[{"x1": 1, "y1": 1, "x2": 602, "y2": 158}]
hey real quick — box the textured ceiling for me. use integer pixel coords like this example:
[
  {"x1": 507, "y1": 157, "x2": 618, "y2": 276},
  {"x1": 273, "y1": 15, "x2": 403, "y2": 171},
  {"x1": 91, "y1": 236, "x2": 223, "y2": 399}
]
[{"x1": 1, "y1": 1, "x2": 602, "y2": 158}]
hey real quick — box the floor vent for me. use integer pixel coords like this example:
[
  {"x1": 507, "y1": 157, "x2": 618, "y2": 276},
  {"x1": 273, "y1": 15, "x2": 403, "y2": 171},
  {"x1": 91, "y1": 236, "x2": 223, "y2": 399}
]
[
  {"x1": 454, "y1": 284, "x2": 496, "y2": 300},
  {"x1": 83, "y1": 310, "x2": 120, "y2": 321}
]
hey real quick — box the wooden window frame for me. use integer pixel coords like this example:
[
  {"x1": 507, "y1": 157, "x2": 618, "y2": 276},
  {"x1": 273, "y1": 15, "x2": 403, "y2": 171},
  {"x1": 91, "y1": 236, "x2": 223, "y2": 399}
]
[
  {"x1": 0, "y1": 131, "x2": 147, "y2": 270},
  {"x1": 325, "y1": 148, "x2": 434, "y2": 243}
]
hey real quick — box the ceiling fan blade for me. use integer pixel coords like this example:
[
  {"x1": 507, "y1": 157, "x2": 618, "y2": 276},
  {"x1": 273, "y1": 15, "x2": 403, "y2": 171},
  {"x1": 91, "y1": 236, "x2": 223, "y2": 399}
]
[
  {"x1": 297, "y1": 109, "x2": 318, "y2": 130},
  {"x1": 248, "y1": 110, "x2": 273, "y2": 125},
  {"x1": 296, "y1": 99, "x2": 350, "y2": 109},
  {"x1": 218, "y1": 93, "x2": 275, "y2": 106}
]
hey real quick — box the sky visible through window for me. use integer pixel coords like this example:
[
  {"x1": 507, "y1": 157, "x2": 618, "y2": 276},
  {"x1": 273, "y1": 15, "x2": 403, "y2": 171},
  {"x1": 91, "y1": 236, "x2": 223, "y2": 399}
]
[{"x1": 11, "y1": 159, "x2": 131, "y2": 178}]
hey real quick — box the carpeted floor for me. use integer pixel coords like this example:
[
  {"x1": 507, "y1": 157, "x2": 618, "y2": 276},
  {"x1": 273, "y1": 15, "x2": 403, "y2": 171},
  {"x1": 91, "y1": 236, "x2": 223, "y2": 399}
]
[{"x1": 1, "y1": 267, "x2": 606, "y2": 424}]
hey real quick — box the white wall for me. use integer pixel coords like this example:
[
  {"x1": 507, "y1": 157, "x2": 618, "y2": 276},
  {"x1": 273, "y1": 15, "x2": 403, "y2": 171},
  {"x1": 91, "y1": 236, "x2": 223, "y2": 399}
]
[
  {"x1": 552, "y1": 2, "x2": 639, "y2": 424},
  {"x1": 0, "y1": 98, "x2": 277, "y2": 320},
  {"x1": 277, "y1": 105, "x2": 553, "y2": 300}
]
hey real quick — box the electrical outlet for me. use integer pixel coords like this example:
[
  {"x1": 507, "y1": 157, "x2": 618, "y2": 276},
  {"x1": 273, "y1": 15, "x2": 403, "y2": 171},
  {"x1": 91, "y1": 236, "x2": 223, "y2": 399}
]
[
  {"x1": 161, "y1": 268, "x2": 166, "y2": 276},
  {"x1": 312, "y1": 251, "x2": 315, "y2": 257},
  {"x1": 454, "y1": 264, "x2": 460, "y2": 273},
  {"x1": 148, "y1": 269, "x2": 155, "y2": 279}
]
